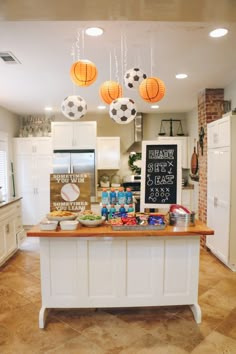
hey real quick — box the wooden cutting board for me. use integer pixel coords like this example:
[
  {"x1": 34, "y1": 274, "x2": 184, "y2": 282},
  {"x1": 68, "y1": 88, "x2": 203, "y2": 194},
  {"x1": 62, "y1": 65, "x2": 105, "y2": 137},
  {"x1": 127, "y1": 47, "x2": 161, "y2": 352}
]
[{"x1": 191, "y1": 147, "x2": 198, "y2": 175}]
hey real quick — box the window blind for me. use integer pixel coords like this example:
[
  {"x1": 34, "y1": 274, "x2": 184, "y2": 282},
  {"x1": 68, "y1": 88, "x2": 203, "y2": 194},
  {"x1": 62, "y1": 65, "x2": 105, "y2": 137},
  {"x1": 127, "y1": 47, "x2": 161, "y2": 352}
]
[{"x1": 0, "y1": 133, "x2": 8, "y2": 197}]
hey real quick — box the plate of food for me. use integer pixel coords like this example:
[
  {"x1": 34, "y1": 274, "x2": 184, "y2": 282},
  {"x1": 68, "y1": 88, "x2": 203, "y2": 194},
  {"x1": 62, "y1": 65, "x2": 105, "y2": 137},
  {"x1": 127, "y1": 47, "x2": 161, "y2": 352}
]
[
  {"x1": 77, "y1": 214, "x2": 106, "y2": 227},
  {"x1": 47, "y1": 210, "x2": 78, "y2": 221}
]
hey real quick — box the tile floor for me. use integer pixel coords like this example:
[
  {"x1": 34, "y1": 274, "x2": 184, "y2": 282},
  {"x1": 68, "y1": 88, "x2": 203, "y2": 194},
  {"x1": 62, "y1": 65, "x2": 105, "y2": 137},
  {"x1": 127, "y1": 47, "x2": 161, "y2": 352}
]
[{"x1": 0, "y1": 238, "x2": 236, "y2": 354}]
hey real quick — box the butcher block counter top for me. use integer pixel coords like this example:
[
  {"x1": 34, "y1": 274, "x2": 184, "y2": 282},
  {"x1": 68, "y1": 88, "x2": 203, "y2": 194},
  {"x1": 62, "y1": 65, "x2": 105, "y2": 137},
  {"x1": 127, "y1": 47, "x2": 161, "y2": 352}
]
[{"x1": 27, "y1": 219, "x2": 214, "y2": 238}]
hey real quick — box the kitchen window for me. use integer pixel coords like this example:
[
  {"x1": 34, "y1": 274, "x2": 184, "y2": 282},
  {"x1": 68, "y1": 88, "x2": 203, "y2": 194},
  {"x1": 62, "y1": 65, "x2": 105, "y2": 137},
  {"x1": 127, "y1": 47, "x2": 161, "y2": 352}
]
[{"x1": 0, "y1": 132, "x2": 8, "y2": 198}]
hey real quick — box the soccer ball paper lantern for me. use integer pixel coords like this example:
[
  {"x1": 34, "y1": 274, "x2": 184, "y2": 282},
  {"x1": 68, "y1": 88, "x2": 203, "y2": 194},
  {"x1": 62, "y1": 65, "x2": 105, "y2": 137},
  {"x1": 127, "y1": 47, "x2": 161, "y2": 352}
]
[
  {"x1": 109, "y1": 97, "x2": 137, "y2": 124},
  {"x1": 61, "y1": 95, "x2": 87, "y2": 120},
  {"x1": 139, "y1": 77, "x2": 166, "y2": 103},
  {"x1": 99, "y1": 81, "x2": 123, "y2": 104},
  {"x1": 70, "y1": 60, "x2": 97, "y2": 87},
  {"x1": 124, "y1": 67, "x2": 147, "y2": 89}
]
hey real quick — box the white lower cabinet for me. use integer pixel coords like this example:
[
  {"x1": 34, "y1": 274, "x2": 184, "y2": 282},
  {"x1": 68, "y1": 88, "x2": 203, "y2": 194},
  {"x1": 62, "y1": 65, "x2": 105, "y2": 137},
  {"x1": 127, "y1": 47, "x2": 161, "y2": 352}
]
[{"x1": 0, "y1": 199, "x2": 25, "y2": 266}]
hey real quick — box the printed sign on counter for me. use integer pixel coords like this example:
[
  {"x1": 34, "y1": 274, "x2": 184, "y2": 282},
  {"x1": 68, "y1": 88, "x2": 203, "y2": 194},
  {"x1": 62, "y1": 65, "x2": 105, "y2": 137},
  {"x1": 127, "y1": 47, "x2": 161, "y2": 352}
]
[
  {"x1": 50, "y1": 173, "x2": 91, "y2": 212},
  {"x1": 140, "y1": 141, "x2": 182, "y2": 211}
]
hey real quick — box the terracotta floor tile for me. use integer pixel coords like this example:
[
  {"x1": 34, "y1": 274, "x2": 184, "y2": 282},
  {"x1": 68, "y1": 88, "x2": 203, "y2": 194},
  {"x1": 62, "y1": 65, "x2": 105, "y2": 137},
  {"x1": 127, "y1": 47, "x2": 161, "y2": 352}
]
[
  {"x1": 190, "y1": 330, "x2": 236, "y2": 354},
  {"x1": 1, "y1": 239, "x2": 236, "y2": 353}
]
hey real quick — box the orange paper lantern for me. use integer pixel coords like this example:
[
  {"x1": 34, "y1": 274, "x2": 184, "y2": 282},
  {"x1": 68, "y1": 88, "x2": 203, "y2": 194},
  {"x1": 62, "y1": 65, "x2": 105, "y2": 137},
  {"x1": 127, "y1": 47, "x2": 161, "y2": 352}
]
[
  {"x1": 99, "y1": 81, "x2": 123, "y2": 104},
  {"x1": 70, "y1": 60, "x2": 98, "y2": 87},
  {"x1": 139, "y1": 77, "x2": 166, "y2": 103}
]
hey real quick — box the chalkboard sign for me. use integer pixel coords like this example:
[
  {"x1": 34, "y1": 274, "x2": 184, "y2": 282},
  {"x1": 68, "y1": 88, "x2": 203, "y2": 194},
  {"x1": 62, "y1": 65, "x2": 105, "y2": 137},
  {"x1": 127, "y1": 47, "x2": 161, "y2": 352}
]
[{"x1": 140, "y1": 141, "x2": 182, "y2": 211}]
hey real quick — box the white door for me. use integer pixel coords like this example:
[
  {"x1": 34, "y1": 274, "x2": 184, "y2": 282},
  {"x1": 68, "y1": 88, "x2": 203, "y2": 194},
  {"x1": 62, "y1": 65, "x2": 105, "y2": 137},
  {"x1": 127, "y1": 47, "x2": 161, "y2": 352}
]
[{"x1": 207, "y1": 147, "x2": 230, "y2": 263}]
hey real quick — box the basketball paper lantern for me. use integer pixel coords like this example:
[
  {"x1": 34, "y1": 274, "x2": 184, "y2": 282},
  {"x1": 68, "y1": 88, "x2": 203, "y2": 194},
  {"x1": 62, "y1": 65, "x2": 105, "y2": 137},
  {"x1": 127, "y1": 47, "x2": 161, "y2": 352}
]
[
  {"x1": 124, "y1": 67, "x2": 147, "y2": 89},
  {"x1": 139, "y1": 77, "x2": 166, "y2": 103},
  {"x1": 109, "y1": 97, "x2": 137, "y2": 124},
  {"x1": 61, "y1": 95, "x2": 87, "y2": 120},
  {"x1": 70, "y1": 60, "x2": 98, "y2": 87},
  {"x1": 99, "y1": 81, "x2": 123, "y2": 104}
]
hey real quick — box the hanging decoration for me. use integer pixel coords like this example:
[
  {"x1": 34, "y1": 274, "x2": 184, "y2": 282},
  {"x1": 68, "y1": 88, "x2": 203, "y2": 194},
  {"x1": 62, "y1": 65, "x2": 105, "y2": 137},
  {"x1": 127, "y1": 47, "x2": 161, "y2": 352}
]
[
  {"x1": 109, "y1": 97, "x2": 137, "y2": 124},
  {"x1": 124, "y1": 67, "x2": 147, "y2": 89},
  {"x1": 139, "y1": 77, "x2": 166, "y2": 103},
  {"x1": 70, "y1": 59, "x2": 98, "y2": 87},
  {"x1": 99, "y1": 80, "x2": 123, "y2": 104},
  {"x1": 61, "y1": 95, "x2": 87, "y2": 120}
]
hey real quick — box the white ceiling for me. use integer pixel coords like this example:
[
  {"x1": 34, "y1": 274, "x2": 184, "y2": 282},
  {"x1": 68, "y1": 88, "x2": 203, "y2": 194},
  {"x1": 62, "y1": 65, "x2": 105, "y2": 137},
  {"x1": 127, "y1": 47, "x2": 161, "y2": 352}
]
[{"x1": 1, "y1": 13, "x2": 236, "y2": 116}]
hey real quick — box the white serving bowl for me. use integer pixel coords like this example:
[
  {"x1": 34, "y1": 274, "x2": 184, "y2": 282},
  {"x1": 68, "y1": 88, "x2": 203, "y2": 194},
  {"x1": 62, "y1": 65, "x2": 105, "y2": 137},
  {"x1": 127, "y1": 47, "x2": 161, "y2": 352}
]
[
  {"x1": 60, "y1": 220, "x2": 79, "y2": 231},
  {"x1": 77, "y1": 216, "x2": 105, "y2": 227},
  {"x1": 40, "y1": 220, "x2": 58, "y2": 231}
]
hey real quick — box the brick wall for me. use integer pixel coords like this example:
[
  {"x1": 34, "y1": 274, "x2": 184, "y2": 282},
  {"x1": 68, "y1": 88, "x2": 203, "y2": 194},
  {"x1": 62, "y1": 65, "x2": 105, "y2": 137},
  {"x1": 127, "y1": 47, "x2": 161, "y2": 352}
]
[{"x1": 198, "y1": 88, "x2": 224, "y2": 245}]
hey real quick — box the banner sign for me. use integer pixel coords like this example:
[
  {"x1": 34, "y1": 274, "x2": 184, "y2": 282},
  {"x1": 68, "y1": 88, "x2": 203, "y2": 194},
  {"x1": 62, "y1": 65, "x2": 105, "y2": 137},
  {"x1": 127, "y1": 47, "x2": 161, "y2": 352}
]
[{"x1": 50, "y1": 173, "x2": 91, "y2": 212}]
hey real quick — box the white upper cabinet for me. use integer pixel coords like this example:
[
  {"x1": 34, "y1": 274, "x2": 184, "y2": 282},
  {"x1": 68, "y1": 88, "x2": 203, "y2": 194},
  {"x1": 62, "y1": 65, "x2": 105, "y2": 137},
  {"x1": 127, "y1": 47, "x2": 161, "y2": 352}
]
[
  {"x1": 156, "y1": 136, "x2": 190, "y2": 169},
  {"x1": 208, "y1": 115, "x2": 230, "y2": 149},
  {"x1": 52, "y1": 122, "x2": 97, "y2": 150},
  {"x1": 96, "y1": 137, "x2": 120, "y2": 169}
]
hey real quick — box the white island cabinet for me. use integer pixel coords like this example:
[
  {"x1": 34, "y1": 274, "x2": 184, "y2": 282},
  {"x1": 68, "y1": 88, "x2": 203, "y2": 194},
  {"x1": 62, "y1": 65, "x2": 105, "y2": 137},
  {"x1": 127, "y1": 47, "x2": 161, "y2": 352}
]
[
  {"x1": 52, "y1": 122, "x2": 97, "y2": 150},
  {"x1": 27, "y1": 221, "x2": 214, "y2": 328},
  {"x1": 13, "y1": 138, "x2": 53, "y2": 225},
  {"x1": 96, "y1": 137, "x2": 120, "y2": 169}
]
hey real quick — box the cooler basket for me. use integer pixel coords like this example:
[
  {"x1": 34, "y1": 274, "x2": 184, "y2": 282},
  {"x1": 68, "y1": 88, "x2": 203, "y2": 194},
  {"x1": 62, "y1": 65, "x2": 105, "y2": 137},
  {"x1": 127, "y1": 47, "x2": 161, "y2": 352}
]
[{"x1": 169, "y1": 212, "x2": 195, "y2": 226}]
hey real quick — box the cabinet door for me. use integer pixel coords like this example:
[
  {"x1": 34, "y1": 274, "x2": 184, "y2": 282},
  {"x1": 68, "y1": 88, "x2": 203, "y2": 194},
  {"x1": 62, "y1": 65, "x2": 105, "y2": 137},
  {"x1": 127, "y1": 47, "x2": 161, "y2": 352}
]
[
  {"x1": 73, "y1": 122, "x2": 97, "y2": 149},
  {"x1": 4, "y1": 220, "x2": 17, "y2": 257},
  {"x1": 208, "y1": 116, "x2": 230, "y2": 149},
  {"x1": 181, "y1": 189, "x2": 193, "y2": 211},
  {"x1": 0, "y1": 227, "x2": 6, "y2": 264},
  {"x1": 52, "y1": 123, "x2": 74, "y2": 150},
  {"x1": 97, "y1": 137, "x2": 120, "y2": 169},
  {"x1": 207, "y1": 147, "x2": 230, "y2": 263}
]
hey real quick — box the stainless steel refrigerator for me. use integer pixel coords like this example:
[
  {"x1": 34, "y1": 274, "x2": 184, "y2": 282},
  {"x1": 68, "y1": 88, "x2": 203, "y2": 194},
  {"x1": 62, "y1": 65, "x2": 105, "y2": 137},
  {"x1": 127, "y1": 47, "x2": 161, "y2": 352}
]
[{"x1": 52, "y1": 150, "x2": 96, "y2": 201}]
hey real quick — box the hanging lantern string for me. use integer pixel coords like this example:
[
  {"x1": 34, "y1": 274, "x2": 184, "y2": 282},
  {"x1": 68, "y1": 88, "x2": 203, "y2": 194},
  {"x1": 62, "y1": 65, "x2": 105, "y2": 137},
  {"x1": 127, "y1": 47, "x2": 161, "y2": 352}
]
[
  {"x1": 82, "y1": 29, "x2": 85, "y2": 58},
  {"x1": 150, "y1": 32, "x2": 154, "y2": 77},
  {"x1": 109, "y1": 51, "x2": 112, "y2": 81},
  {"x1": 120, "y1": 30, "x2": 124, "y2": 86},
  {"x1": 123, "y1": 31, "x2": 127, "y2": 74},
  {"x1": 76, "y1": 29, "x2": 81, "y2": 61},
  {"x1": 114, "y1": 48, "x2": 119, "y2": 84}
]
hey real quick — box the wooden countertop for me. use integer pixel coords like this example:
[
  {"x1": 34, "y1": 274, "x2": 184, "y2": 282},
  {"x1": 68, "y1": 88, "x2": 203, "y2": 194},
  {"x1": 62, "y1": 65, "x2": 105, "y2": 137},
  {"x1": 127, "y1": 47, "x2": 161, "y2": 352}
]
[{"x1": 27, "y1": 220, "x2": 214, "y2": 238}]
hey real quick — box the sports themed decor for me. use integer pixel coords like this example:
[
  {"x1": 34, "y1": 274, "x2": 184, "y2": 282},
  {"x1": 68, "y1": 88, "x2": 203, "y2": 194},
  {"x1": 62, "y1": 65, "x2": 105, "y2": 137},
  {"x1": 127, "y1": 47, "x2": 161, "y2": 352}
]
[
  {"x1": 70, "y1": 60, "x2": 98, "y2": 87},
  {"x1": 109, "y1": 97, "x2": 137, "y2": 124},
  {"x1": 61, "y1": 95, "x2": 87, "y2": 120},
  {"x1": 99, "y1": 80, "x2": 123, "y2": 104},
  {"x1": 124, "y1": 67, "x2": 147, "y2": 89},
  {"x1": 139, "y1": 77, "x2": 166, "y2": 103}
]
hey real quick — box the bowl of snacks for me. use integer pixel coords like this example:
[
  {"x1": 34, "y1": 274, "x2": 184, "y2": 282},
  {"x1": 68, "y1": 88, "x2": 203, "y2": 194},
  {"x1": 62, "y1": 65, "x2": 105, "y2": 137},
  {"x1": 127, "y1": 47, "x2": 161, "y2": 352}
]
[
  {"x1": 39, "y1": 220, "x2": 58, "y2": 231},
  {"x1": 47, "y1": 210, "x2": 77, "y2": 221},
  {"x1": 77, "y1": 214, "x2": 105, "y2": 227},
  {"x1": 60, "y1": 220, "x2": 79, "y2": 231}
]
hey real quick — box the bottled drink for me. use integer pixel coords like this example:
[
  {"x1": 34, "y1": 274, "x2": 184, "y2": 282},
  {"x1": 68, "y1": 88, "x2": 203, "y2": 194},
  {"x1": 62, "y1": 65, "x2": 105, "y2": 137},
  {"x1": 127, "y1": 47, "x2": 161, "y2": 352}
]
[
  {"x1": 101, "y1": 205, "x2": 109, "y2": 220},
  {"x1": 109, "y1": 204, "x2": 116, "y2": 219},
  {"x1": 109, "y1": 188, "x2": 117, "y2": 204},
  {"x1": 117, "y1": 187, "x2": 126, "y2": 205},
  {"x1": 101, "y1": 188, "x2": 109, "y2": 205},
  {"x1": 119, "y1": 204, "x2": 126, "y2": 213},
  {"x1": 126, "y1": 187, "x2": 133, "y2": 204},
  {"x1": 128, "y1": 204, "x2": 134, "y2": 213}
]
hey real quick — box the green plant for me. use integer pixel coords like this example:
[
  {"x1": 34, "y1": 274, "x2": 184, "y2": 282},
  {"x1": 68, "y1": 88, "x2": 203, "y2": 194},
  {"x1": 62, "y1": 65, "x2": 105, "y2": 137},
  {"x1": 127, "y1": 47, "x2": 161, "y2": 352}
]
[{"x1": 128, "y1": 153, "x2": 142, "y2": 174}]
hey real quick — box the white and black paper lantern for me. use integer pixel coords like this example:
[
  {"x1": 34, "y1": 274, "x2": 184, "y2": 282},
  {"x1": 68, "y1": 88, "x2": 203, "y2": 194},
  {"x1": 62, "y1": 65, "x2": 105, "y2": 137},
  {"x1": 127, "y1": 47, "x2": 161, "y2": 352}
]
[
  {"x1": 124, "y1": 67, "x2": 147, "y2": 89},
  {"x1": 61, "y1": 95, "x2": 87, "y2": 120},
  {"x1": 109, "y1": 97, "x2": 137, "y2": 124}
]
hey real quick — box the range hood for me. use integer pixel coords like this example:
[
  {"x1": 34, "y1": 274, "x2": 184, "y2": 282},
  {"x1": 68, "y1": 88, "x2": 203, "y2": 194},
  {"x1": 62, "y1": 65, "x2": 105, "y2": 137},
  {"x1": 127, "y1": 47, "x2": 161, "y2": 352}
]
[{"x1": 127, "y1": 113, "x2": 143, "y2": 153}]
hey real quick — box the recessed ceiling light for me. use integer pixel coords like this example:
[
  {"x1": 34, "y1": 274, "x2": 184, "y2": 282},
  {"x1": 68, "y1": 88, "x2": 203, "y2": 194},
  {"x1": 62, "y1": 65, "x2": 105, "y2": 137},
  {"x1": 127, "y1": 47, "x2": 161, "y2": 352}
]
[
  {"x1": 44, "y1": 106, "x2": 53, "y2": 111},
  {"x1": 85, "y1": 27, "x2": 104, "y2": 36},
  {"x1": 97, "y1": 105, "x2": 106, "y2": 110},
  {"x1": 209, "y1": 28, "x2": 228, "y2": 38},
  {"x1": 176, "y1": 73, "x2": 188, "y2": 79},
  {"x1": 151, "y1": 105, "x2": 159, "y2": 109}
]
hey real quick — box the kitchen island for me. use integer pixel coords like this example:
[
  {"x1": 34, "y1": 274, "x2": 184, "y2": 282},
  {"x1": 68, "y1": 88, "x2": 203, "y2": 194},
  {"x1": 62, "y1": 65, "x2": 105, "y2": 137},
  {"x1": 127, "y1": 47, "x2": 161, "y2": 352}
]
[{"x1": 27, "y1": 221, "x2": 214, "y2": 328}]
